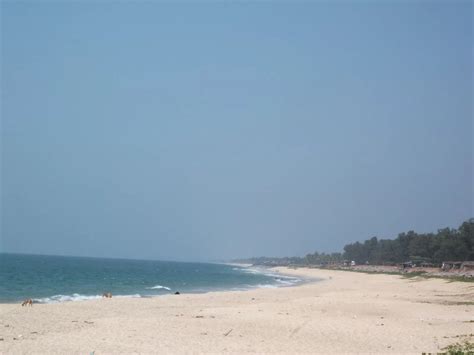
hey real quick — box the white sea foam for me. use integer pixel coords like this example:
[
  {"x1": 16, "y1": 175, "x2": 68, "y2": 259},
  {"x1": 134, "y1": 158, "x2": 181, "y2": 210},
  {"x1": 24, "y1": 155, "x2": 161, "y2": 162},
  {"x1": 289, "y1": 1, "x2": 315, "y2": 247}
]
[
  {"x1": 250, "y1": 269, "x2": 301, "y2": 284},
  {"x1": 116, "y1": 294, "x2": 142, "y2": 298},
  {"x1": 255, "y1": 284, "x2": 278, "y2": 289},
  {"x1": 146, "y1": 285, "x2": 171, "y2": 291},
  {"x1": 274, "y1": 278, "x2": 300, "y2": 285},
  {"x1": 234, "y1": 266, "x2": 302, "y2": 287},
  {"x1": 33, "y1": 294, "x2": 102, "y2": 304},
  {"x1": 243, "y1": 268, "x2": 261, "y2": 274},
  {"x1": 33, "y1": 293, "x2": 141, "y2": 304}
]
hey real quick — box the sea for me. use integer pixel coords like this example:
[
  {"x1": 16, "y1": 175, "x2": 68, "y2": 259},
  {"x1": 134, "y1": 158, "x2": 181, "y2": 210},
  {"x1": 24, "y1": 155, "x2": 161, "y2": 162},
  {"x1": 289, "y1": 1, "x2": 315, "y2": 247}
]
[{"x1": 0, "y1": 253, "x2": 302, "y2": 304}]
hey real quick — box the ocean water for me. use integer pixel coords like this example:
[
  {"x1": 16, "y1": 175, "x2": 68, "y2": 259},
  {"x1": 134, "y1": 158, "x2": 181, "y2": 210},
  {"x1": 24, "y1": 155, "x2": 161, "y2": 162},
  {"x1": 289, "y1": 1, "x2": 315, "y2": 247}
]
[{"x1": 0, "y1": 253, "x2": 302, "y2": 303}]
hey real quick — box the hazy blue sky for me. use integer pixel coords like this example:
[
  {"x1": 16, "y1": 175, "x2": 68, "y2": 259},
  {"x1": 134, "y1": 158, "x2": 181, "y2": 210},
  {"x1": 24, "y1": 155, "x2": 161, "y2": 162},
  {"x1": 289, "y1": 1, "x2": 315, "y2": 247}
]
[{"x1": 1, "y1": 1, "x2": 472, "y2": 261}]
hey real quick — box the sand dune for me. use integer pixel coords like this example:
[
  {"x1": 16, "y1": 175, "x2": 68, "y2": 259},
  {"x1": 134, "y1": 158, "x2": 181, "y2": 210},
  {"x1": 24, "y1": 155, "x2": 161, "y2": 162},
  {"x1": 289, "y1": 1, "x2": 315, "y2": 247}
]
[{"x1": 1, "y1": 267, "x2": 473, "y2": 354}]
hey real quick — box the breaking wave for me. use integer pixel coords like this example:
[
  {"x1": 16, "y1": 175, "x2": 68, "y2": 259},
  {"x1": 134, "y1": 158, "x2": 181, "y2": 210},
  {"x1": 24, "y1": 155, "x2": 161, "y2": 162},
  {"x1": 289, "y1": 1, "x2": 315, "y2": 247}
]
[
  {"x1": 146, "y1": 285, "x2": 171, "y2": 291},
  {"x1": 233, "y1": 267, "x2": 302, "y2": 287},
  {"x1": 33, "y1": 293, "x2": 142, "y2": 304}
]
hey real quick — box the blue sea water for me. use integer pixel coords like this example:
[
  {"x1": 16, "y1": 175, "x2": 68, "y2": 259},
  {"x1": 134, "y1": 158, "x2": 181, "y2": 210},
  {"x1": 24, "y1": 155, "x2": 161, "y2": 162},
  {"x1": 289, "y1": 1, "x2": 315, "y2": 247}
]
[{"x1": 0, "y1": 253, "x2": 302, "y2": 303}]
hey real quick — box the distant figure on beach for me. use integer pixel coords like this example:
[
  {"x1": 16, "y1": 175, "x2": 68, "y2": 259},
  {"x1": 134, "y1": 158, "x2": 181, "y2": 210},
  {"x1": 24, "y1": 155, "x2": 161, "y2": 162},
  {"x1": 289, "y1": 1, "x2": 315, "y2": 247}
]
[
  {"x1": 21, "y1": 299, "x2": 33, "y2": 306},
  {"x1": 174, "y1": 291, "x2": 180, "y2": 295},
  {"x1": 102, "y1": 292, "x2": 112, "y2": 298}
]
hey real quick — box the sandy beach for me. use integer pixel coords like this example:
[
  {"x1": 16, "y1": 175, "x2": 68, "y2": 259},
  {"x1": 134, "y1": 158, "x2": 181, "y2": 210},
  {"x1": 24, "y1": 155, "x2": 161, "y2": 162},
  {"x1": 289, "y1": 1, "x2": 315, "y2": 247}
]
[{"x1": 1, "y1": 267, "x2": 473, "y2": 354}]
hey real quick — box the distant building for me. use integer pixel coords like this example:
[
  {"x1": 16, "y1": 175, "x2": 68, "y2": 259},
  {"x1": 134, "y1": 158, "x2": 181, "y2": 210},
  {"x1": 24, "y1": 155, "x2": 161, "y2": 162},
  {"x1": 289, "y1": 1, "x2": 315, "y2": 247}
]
[
  {"x1": 461, "y1": 261, "x2": 474, "y2": 271},
  {"x1": 441, "y1": 261, "x2": 463, "y2": 271}
]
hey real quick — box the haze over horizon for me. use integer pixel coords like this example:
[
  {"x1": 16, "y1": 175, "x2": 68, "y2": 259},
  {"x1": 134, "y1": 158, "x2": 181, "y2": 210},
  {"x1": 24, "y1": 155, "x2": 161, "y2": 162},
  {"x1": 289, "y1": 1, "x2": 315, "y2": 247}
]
[{"x1": 1, "y1": 2, "x2": 472, "y2": 262}]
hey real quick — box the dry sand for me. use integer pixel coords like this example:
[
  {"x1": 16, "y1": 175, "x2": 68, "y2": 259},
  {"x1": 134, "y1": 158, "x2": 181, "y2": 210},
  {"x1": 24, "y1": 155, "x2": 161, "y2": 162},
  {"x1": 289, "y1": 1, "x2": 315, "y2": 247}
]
[{"x1": 1, "y1": 267, "x2": 473, "y2": 354}]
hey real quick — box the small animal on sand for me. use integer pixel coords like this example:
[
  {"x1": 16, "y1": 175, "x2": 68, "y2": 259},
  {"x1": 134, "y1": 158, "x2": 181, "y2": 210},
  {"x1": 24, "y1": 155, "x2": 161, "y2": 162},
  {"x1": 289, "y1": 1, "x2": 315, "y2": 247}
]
[
  {"x1": 21, "y1": 299, "x2": 33, "y2": 306},
  {"x1": 102, "y1": 292, "x2": 112, "y2": 298}
]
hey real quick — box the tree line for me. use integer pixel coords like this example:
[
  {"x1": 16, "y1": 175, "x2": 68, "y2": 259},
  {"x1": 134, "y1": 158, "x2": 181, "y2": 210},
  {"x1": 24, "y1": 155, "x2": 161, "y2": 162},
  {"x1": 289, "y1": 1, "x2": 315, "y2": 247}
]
[
  {"x1": 234, "y1": 219, "x2": 473, "y2": 266},
  {"x1": 342, "y1": 219, "x2": 473, "y2": 265}
]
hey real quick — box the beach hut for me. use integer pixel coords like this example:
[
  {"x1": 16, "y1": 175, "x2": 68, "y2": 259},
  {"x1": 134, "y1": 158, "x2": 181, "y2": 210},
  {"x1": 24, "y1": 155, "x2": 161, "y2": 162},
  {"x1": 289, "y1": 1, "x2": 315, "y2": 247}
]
[
  {"x1": 401, "y1": 261, "x2": 413, "y2": 269},
  {"x1": 461, "y1": 261, "x2": 474, "y2": 271},
  {"x1": 441, "y1": 261, "x2": 463, "y2": 271},
  {"x1": 420, "y1": 262, "x2": 436, "y2": 268}
]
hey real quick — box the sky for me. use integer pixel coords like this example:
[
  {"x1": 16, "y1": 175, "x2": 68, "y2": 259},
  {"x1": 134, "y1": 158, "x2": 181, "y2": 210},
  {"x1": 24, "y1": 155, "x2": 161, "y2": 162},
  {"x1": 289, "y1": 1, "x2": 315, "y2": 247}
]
[{"x1": 1, "y1": 1, "x2": 472, "y2": 262}]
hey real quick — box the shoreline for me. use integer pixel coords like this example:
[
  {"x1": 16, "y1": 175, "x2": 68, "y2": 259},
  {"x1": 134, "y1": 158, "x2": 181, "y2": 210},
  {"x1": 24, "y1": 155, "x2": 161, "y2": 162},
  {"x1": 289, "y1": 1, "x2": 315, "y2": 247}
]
[
  {"x1": 1, "y1": 267, "x2": 472, "y2": 353},
  {"x1": 0, "y1": 264, "x2": 312, "y2": 305}
]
